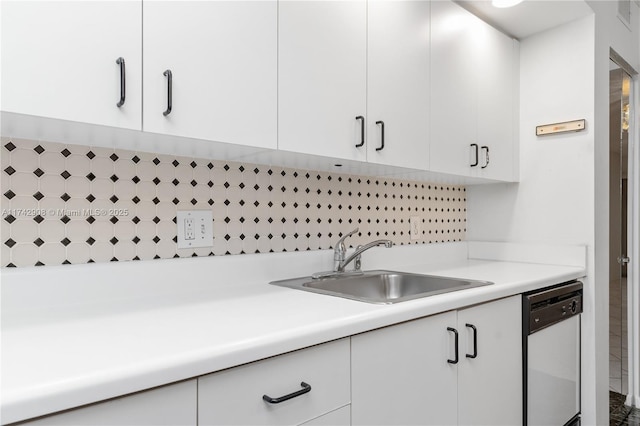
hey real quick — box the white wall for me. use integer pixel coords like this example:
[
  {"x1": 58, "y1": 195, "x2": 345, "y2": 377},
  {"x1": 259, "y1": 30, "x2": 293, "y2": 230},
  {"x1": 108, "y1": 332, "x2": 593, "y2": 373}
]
[{"x1": 467, "y1": 14, "x2": 600, "y2": 423}]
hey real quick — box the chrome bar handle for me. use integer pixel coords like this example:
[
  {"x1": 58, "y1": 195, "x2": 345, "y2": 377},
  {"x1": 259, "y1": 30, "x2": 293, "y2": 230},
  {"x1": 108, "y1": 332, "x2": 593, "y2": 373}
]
[
  {"x1": 355, "y1": 116, "x2": 365, "y2": 148},
  {"x1": 116, "y1": 57, "x2": 125, "y2": 107},
  {"x1": 163, "y1": 69, "x2": 173, "y2": 116}
]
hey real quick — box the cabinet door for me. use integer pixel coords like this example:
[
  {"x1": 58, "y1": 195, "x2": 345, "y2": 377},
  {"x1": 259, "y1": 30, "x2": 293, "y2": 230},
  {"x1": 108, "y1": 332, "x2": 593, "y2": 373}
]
[
  {"x1": 429, "y1": 0, "x2": 479, "y2": 177},
  {"x1": 278, "y1": 0, "x2": 367, "y2": 161},
  {"x1": 1, "y1": 1, "x2": 142, "y2": 130},
  {"x1": 475, "y1": 26, "x2": 517, "y2": 181},
  {"x1": 367, "y1": 0, "x2": 430, "y2": 169},
  {"x1": 19, "y1": 380, "x2": 196, "y2": 426},
  {"x1": 457, "y1": 296, "x2": 522, "y2": 425},
  {"x1": 351, "y1": 311, "x2": 458, "y2": 425},
  {"x1": 143, "y1": 0, "x2": 277, "y2": 149}
]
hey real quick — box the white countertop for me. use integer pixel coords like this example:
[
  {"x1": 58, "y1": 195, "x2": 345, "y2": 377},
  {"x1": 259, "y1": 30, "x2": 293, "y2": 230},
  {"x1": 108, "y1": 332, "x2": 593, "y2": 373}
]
[{"x1": 0, "y1": 242, "x2": 586, "y2": 424}]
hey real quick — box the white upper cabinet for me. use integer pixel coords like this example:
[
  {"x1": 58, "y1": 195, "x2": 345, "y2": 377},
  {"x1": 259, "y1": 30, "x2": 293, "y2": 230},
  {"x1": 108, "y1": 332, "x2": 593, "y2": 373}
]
[
  {"x1": 1, "y1": 1, "x2": 142, "y2": 130},
  {"x1": 278, "y1": 0, "x2": 430, "y2": 169},
  {"x1": 366, "y1": 0, "x2": 430, "y2": 169},
  {"x1": 475, "y1": 21, "x2": 518, "y2": 181},
  {"x1": 143, "y1": 0, "x2": 277, "y2": 149},
  {"x1": 278, "y1": 0, "x2": 368, "y2": 162},
  {"x1": 430, "y1": 0, "x2": 517, "y2": 181},
  {"x1": 430, "y1": 0, "x2": 477, "y2": 178},
  {"x1": 2, "y1": 0, "x2": 517, "y2": 182}
]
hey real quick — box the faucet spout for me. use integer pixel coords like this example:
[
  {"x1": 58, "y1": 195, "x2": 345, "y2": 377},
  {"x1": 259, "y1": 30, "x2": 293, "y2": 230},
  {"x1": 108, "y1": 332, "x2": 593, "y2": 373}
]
[{"x1": 337, "y1": 239, "x2": 393, "y2": 272}]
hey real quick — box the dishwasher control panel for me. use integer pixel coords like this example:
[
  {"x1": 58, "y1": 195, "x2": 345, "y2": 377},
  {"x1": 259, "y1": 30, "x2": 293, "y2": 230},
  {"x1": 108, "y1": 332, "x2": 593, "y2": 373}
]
[{"x1": 525, "y1": 281, "x2": 583, "y2": 334}]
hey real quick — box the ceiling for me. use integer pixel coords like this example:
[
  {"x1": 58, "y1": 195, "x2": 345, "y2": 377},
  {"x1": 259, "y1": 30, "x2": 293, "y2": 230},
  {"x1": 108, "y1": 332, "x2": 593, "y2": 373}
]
[{"x1": 455, "y1": 0, "x2": 594, "y2": 39}]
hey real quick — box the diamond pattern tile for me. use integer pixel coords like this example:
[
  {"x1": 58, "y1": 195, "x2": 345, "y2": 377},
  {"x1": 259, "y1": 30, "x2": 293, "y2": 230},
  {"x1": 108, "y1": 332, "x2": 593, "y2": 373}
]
[{"x1": 1, "y1": 139, "x2": 466, "y2": 267}]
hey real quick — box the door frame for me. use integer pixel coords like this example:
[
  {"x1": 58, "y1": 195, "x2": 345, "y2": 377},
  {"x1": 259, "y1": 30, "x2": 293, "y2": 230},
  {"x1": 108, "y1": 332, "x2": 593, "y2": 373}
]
[{"x1": 610, "y1": 48, "x2": 639, "y2": 407}]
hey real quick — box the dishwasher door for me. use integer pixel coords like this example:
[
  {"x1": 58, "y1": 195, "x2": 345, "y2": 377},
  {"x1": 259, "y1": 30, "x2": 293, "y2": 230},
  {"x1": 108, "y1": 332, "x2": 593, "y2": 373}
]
[{"x1": 527, "y1": 315, "x2": 581, "y2": 425}]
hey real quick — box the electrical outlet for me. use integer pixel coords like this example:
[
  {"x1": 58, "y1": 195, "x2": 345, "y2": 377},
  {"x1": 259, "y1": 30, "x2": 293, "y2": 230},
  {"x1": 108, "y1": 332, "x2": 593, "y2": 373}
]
[
  {"x1": 184, "y1": 218, "x2": 195, "y2": 240},
  {"x1": 177, "y1": 210, "x2": 213, "y2": 249},
  {"x1": 410, "y1": 216, "x2": 421, "y2": 240}
]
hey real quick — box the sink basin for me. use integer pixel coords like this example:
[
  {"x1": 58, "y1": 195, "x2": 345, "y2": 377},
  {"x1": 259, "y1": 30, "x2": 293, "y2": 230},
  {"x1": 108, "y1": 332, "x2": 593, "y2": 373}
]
[{"x1": 269, "y1": 270, "x2": 492, "y2": 304}]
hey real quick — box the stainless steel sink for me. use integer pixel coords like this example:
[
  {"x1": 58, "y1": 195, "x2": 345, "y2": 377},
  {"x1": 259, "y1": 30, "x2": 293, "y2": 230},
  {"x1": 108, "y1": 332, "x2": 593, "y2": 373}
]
[{"x1": 269, "y1": 270, "x2": 492, "y2": 304}]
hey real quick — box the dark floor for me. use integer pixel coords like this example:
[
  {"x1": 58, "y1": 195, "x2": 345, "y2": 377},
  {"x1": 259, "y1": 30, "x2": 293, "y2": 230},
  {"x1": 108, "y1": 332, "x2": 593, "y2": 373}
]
[{"x1": 611, "y1": 391, "x2": 640, "y2": 425}]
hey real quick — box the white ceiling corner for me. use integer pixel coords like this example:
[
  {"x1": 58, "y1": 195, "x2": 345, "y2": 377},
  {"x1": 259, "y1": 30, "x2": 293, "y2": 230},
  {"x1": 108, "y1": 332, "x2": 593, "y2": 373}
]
[{"x1": 455, "y1": 0, "x2": 594, "y2": 39}]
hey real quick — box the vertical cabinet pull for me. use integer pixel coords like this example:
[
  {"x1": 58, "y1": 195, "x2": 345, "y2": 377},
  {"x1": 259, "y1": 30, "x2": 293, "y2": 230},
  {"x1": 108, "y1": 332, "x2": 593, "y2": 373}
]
[
  {"x1": 116, "y1": 57, "x2": 125, "y2": 108},
  {"x1": 163, "y1": 69, "x2": 173, "y2": 116},
  {"x1": 465, "y1": 323, "x2": 478, "y2": 359},
  {"x1": 375, "y1": 120, "x2": 385, "y2": 151},
  {"x1": 447, "y1": 327, "x2": 459, "y2": 364},
  {"x1": 470, "y1": 143, "x2": 479, "y2": 167},
  {"x1": 481, "y1": 146, "x2": 489, "y2": 168},
  {"x1": 355, "y1": 116, "x2": 365, "y2": 148},
  {"x1": 262, "y1": 382, "x2": 311, "y2": 404}
]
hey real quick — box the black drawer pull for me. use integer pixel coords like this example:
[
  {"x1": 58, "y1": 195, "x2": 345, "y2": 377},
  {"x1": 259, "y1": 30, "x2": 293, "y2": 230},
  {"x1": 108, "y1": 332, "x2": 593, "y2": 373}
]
[
  {"x1": 470, "y1": 143, "x2": 479, "y2": 167},
  {"x1": 116, "y1": 57, "x2": 125, "y2": 107},
  {"x1": 466, "y1": 323, "x2": 478, "y2": 358},
  {"x1": 163, "y1": 69, "x2": 173, "y2": 116},
  {"x1": 262, "y1": 382, "x2": 311, "y2": 404},
  {"x1": 375, "y1": 120, "x2": 385, "y2": 151},
  {"x1": 447, "y1": 327, "x2": 458, "y2": 364},
  {"x1": 355, "y1": 116, "x2": 365, "y2": 148}
]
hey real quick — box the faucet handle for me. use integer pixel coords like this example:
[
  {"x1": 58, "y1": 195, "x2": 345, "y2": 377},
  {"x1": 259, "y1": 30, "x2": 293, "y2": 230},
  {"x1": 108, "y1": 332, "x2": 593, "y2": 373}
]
[
  {"x1": 335, "y1": 228, "x2": 359, "y2": 249},
  {"x1": 334, "y1": 228, "x2": 359, "y2": 262},
  {"x1": 337, "y1": 228, "x2": 358, "y2": 244}
]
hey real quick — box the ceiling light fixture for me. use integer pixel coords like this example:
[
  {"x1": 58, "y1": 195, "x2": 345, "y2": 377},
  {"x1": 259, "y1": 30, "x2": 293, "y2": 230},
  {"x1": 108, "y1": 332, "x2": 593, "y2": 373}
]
[{"x1": 492, "y1": 0, "x2": 524, "y2": 8}]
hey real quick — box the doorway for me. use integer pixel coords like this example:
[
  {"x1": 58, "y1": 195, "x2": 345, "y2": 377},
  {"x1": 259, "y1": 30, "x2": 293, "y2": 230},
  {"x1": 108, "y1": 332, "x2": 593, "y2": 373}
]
[{"x1": 609, "y1": 59, "x2": 631, "y2": 396}]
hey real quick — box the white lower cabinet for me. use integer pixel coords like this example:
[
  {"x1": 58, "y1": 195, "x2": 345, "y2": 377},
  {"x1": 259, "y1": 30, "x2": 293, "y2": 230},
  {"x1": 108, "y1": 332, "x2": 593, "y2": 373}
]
[
  {"x1": 457, "y1": 296, "x2": 523, "y2": 425},
  {"x1": 352, "y1": 310, "x2": 458, "y2": 425},
  {"x1": 352, "y1": 296, "x2": 522, "y2": 425},
  {"x1": 18, "y1": 380, "x2": 196, "y2": 426},
  {"x1": 198, "y1": 338, "x2": 351, "y2": 426},
  {"x1": 16, "y1": 298, "x2": 522, "y2": 426}
]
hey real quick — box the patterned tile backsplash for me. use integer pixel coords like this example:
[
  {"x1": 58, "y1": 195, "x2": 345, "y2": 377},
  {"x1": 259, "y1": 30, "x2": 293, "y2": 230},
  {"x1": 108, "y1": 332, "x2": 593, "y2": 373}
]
[{"x1": 0, "y1": 138, "x2": 466, "y2": 267}]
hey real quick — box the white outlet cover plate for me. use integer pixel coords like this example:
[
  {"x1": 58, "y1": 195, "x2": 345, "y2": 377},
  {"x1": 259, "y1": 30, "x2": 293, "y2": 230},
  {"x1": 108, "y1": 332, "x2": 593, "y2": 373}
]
[{"x1": 177, "y1": 210, "x2": 213, "y2": 249}]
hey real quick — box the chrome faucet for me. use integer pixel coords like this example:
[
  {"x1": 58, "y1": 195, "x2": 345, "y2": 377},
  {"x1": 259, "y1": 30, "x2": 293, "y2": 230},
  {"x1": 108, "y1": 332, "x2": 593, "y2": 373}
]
[
  {"x1": 337, "y1": 239, "x2": 393, "y2": 272},
  {"x1": 312, "y1": 228, "x2": 393, "y2": 279},
  {"x1": 333, "y1": 227, "x2": 360, "y2": 272}
]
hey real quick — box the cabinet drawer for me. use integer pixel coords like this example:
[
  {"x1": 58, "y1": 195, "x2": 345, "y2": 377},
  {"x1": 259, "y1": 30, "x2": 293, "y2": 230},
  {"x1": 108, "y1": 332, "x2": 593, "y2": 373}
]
[{"x1": 198, "y1": 338, "x2": 350, "y2": 425}]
